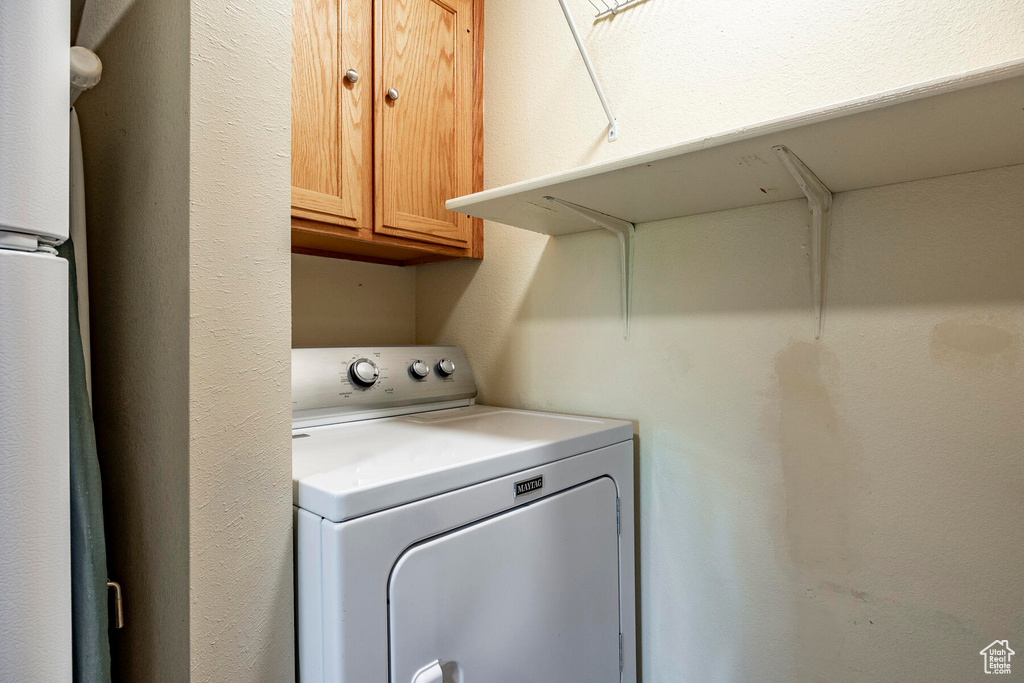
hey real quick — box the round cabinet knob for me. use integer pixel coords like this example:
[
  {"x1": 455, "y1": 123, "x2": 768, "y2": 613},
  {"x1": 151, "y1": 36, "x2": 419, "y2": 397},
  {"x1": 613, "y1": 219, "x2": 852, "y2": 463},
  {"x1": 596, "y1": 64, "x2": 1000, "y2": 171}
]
[
  {"x1": 349, "y1": 358, "x2": 379, "y2": 387},
  {"x1": 436, "y1": 358, "x2": 456, "y2": 376},
  {"x1": 409, "y1": 360, "x2": 430, "y2": 379},
  {"x1": 345, "y1": 69, "x2": 360, "y2": 83},
  {"x1": 386, "y1": 87, "x2": 399, "y2": 101}
]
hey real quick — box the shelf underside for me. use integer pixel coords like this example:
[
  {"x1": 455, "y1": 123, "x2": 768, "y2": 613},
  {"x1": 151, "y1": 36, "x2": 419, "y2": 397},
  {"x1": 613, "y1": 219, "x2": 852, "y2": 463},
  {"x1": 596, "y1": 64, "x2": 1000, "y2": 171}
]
[{"x1": 448, "y1": 59, "x2": 1024, "y2": 235}]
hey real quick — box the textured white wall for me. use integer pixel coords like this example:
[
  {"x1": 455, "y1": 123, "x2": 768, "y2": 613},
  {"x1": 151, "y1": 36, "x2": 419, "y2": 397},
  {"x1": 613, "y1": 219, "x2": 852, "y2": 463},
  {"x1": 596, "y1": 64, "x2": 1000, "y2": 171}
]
[
  {"x1": 189, "y1": 0, "x2": 294, "y2": 680},
  {"x1": 483, "y1": 0, "x2": 1024, "y2": 184},
  {"x1": 292, "y1": 254, "x2": 417, "y2": 347},
  {"x1": 417, "y1": 0, "x2": 1024, "y2": 680}
]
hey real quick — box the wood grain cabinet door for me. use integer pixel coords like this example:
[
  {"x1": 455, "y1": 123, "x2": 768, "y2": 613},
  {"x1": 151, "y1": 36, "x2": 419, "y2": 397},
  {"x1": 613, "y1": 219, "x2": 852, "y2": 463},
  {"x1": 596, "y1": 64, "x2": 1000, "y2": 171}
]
[
  {"x1": 291, "y1": 0, "x2": 373, "y2": 229},
  {"x1": 376, "y1": 0, "x2": 474, "y2": 247}
]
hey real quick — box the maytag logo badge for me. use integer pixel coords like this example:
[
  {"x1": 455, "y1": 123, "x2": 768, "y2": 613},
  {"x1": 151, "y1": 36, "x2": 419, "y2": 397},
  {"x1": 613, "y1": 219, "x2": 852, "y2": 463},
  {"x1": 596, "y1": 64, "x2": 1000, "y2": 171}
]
[{"x1": 514, "y1": 475, "x2": 544, "y2": 497}]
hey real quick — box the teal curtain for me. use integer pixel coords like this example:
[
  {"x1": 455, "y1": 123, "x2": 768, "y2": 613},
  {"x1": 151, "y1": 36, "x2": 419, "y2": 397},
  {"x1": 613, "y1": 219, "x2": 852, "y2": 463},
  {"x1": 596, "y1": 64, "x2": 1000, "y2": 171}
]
[{"x1": 58, "y1": 237, "x2": 112, "y2": 683}]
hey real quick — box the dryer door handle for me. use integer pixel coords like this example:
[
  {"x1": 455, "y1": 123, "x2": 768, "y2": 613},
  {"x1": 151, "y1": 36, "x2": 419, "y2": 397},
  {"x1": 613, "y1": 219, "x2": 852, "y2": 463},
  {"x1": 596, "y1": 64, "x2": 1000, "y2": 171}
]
[{"x1": 411, "y1": 660, "x2": 445, "y2": 683}]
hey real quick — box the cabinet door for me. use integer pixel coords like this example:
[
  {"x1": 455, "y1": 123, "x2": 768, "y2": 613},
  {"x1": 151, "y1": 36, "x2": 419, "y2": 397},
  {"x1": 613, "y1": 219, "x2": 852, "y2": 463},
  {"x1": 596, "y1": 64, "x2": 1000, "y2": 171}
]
[
  {"x1": 291, "y1": 0, "x2": 372, "y2": 228},
  {"x1": 376, "y1": 0, "x2": 475, "y2": 248}
]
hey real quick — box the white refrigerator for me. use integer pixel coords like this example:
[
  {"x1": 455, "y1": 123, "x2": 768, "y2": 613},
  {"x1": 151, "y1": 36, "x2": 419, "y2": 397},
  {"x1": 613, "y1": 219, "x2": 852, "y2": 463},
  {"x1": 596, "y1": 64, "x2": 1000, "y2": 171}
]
[{"x1": 0, "y1": 1, "x2": 73, "y2": 680}]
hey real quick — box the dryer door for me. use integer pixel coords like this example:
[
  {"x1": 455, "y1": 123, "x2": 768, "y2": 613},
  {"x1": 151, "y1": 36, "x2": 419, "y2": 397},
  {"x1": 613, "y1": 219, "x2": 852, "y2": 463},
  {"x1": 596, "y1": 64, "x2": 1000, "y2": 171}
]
[{"x1": 388, "y1": 477, "x2": 621, "y2": 683}]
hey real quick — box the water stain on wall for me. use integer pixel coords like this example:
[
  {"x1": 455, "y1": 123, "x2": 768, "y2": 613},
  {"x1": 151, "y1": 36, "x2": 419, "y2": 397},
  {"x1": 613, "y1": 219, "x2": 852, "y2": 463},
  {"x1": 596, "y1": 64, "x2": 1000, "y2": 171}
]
[
  {"x1": 931, "y1": 318, "x2": 1019, "y2": 373},
  {"x1": 768, "y1": 340, "x2": 863, "y2": 573},
  {"x1": 819, "y1": 581, "x2": 870, "y2": 602},
  {"x1": 764, "y1": 340, "x2": 871, "y2": 680}
]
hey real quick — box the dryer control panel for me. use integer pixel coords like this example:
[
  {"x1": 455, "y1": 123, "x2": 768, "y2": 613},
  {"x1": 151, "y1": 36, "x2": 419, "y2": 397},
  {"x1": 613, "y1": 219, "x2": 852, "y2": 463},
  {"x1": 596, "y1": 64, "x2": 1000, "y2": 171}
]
[{"x1": 292, "y1": 346, "x2": 477, "y2": 427}]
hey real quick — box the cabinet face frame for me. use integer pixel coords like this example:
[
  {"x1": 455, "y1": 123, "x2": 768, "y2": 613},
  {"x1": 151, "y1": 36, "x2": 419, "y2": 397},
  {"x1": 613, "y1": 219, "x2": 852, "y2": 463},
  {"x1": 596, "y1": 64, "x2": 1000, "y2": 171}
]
[{"x1": 374, "y1": 0, "x2": 477, "y2": 249}]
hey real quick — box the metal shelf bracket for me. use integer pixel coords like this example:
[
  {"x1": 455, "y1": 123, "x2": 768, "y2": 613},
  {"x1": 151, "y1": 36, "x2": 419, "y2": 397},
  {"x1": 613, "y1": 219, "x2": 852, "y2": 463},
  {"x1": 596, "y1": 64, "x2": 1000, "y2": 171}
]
[
  {"x1": 773, "y1": 145, "x2": 833, "y2": 340},
  {"x1": 544, "y1": 197, "x2": 635, "y2": 339},
  {"x1": 556, "y1": 0, "x2": 618, "y2": 141}
]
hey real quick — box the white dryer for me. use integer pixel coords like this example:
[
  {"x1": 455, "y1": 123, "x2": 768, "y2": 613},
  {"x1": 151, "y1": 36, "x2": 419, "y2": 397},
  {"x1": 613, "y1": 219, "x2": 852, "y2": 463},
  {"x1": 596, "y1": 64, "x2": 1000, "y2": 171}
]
[{"x1": 292, "y1": 346, "x2": 636, "y2": 683}]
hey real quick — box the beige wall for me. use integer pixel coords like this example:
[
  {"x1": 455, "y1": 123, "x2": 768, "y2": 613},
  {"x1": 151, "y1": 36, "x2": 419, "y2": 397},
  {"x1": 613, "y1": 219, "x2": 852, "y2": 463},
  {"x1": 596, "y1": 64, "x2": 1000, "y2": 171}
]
[
  {"x1": 292, "y1": 254, "x2": 416, "y2": 347},
  {"x1": 188, "y1": 0, "x2": 293, "y2": 680},
  {"x1": 415, "y1": 0, "x2": 1024, "y2": 680},
  {"x1": 78, "y1": 0, "x2": 294, "y2": 679},
  {"x1": 76, "y1": 0, "x2": 191, "y2": 678}
]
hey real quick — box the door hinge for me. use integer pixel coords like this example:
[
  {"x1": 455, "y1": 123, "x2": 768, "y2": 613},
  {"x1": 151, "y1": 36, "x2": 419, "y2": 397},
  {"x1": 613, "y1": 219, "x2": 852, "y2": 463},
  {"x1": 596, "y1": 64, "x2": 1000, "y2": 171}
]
[
  {"x1": 616, "y1": 498, "x2": 621, "y2": 536},
  {"x1": 619, "y1": 633, "x2": 624, "y2": 672}
]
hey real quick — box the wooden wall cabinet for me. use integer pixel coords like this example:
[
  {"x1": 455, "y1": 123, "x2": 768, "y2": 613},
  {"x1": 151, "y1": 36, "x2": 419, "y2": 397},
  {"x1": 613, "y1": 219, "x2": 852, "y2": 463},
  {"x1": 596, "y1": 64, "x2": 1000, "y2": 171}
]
[{"x1": 291, "y1": 0, "x2": 483, "y2": 266}]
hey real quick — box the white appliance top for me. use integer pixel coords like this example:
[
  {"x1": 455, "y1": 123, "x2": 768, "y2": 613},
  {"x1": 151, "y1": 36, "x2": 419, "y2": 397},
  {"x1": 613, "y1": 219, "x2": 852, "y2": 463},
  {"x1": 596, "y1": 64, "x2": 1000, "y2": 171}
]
[
  {"x1": 291, "y1": 346, "x2": 632, "y2": 522},
  {"x1": 292, "y1": 404, "x2": 632, "y2": 522}
]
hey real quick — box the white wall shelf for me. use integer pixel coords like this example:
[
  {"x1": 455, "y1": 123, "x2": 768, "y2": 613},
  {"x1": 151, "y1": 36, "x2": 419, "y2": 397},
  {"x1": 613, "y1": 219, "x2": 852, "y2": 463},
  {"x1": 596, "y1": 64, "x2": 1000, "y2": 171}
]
[
  {"x1": 446, "y1": 58, "x2": 1024, "y2": 338},
  {"x1": 448, "y1": 58, "x2": 1024, "y2": 233}
]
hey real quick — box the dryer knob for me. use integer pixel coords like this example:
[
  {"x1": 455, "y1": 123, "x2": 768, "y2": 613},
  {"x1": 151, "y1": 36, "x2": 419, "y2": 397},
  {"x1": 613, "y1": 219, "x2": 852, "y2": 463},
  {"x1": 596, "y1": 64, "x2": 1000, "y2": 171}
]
[
  {"x1": 410, "y1": 360, "x2": 430, "y2": 379},
  {"x1": 436, "y1": 358, "x2": 456, "y2": 376},
  {"x1": 349, "y1": 358, "x2": 379, "y2": 387}
]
